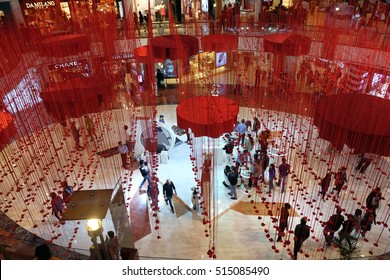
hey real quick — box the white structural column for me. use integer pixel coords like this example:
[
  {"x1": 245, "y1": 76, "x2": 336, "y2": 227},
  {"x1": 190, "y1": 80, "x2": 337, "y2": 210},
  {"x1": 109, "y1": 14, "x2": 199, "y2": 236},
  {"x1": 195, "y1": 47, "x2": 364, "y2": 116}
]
[{"x1": 346, "y1": 65, "x2": 367, "y2": 92}]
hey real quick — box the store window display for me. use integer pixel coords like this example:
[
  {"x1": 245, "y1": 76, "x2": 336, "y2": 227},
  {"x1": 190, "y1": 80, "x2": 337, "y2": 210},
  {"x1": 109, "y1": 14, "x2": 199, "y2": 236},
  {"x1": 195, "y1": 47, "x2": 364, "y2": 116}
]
[
  {"x1": 20, "y1": 0, "x2": 70, "y2": 34},
  {"x1": 19, "y1": 0, "x2": 123, "y2": 35},
  {"x1": 47, "y1": 59, "x2": 90, "y2": 83},
  {"x1": 163, "y1": 59, "x2": 175, "y2": 78}
]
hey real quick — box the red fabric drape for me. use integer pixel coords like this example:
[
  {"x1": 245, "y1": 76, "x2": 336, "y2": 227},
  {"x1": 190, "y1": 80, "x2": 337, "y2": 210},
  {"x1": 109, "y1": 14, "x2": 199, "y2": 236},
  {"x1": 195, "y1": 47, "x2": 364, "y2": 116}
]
[
  {"x1": 201, "y1": 34, "x2": 238, "y2": 52},
  {"x1": 0, "y1": 111, "x2": 17, "y2": 147},
  {"x1": 150, "y1": 34, "x2": 199, "y2": 60},
  {"x1": 313, "y1": 93, "x2": 390, "y2": 156},
  {"x1": 39, "y1": 34, "x2": 90, "y2": 57},
  {"x1": 133, "y1": 45, "x2": 164, "y2": 63},
  {"x1": 40, "y1": 77, "x2": 114, "y2": 122},
  {"x1": 177, "y1": 96, "x2": 239, "y2": 138},
  {"x1": 263, "y1": 33, "x2": 312, "y2": 57}
]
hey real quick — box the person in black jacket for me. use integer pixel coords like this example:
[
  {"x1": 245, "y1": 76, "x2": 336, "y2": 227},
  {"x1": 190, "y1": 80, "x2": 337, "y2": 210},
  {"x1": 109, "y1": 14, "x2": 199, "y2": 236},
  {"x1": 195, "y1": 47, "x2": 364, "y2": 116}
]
[
  {"x1": 323, "y1": 207, "x2": 345, "y2": 246},
  {"x1": 156, "y1": 69, "x2": 165, "y2": 89},
  {"x1": 223, "y1": 138, "x2": 234, "y2": 166},
  {"x1": 293, "y1": 217, "x2": 310, "y2": 259},
  {"x1": 163, "y1": 179, "x2": 177, "y2": 213},
  {"x1": 365, "y1": 187, "x2": 382, "y2": 221},
  {"x1": 319, "y1": 171, "x2": 332, "y2": 201},
  {"x1": 277, "y1": 203, "x2": 291, "y2": 242},
  {"x1": 355, "y1": 153, "x2": 372, "y2": 174},
  {"x1": 227, "y1": 166, "x2": 239, "y2": 200},
  {"x1": 338, "y1": 213, "x2": 355, "y2": 242}
]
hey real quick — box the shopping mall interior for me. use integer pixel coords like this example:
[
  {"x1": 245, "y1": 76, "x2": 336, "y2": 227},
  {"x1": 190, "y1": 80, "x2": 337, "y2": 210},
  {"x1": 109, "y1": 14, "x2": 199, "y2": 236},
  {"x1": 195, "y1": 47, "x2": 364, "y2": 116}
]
[{"x1": 0, "y1": 0, "x2": 389, "y2": 260}]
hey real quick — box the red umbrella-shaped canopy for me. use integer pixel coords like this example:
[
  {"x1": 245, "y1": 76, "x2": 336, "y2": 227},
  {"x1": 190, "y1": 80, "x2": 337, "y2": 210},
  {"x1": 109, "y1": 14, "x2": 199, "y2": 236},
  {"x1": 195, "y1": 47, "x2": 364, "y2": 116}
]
[
  {"x1": 0, "y1": 110, "x2": 17, "y2": 147},
  {"x1": 313, "y1": 93, "x2": 390, "y2": 156},
  {"x1": 150, "y1": 35, "x2": 199, "y2": 61},
  {"x1": 263, "y1": 32, "x2": 312, "y2": 57},
  {"x1": 201, "y1": 34, "x2": 238, "y2": 53},
  {"x1": 39, "y1": 34, "x2": 91, "y2": 58},
  {"x1": 133, "y1": 45, "x2": 164, "y2": 63},
  {"x1": 177, "y1": 96, "x2": 239, "y2": 138},
  {"x1": 40, "y1": 76, "x2": 114, "y2": 122}
]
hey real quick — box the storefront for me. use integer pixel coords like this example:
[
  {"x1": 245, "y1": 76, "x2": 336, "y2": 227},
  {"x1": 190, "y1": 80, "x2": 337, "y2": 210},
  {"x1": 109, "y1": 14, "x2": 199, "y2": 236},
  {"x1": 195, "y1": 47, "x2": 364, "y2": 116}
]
[
  {"x1": 112, "y1": 53, "x2": 142, "y2": 85},
  {"x1": 19, "y1": 0, "x2": 123, "y2": 34},
  {"x1": 0, "y1": 1, "x2": 15, "y2": 30},
  {"x1": 47, "y1": 59, "x2": 90, "y2": 83},
  {"x1": 19, "y1": 0, "x2": 69, "y2": 34},
  {"x1": 368, "y1": 71, "x2": 390, "y2": 99}
]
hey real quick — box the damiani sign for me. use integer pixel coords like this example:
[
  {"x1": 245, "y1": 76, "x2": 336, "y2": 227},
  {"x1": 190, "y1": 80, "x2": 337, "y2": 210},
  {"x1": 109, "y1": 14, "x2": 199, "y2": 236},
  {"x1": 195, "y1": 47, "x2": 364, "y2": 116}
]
[{"x1": 25, "y1": 1, "x2": 56, "y2": 9}]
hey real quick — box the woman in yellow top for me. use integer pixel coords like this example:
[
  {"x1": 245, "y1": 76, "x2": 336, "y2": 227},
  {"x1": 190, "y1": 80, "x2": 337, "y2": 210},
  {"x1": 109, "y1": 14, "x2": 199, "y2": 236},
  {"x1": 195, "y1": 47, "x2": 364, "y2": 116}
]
[{"x1": 83, "y1": 115, "x2": 97, "y2": 141}]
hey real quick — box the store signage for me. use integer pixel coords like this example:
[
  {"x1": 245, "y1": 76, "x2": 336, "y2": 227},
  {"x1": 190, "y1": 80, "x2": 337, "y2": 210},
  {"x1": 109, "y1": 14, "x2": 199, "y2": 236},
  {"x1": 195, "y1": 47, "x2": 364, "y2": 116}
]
[
  {"x1": 113, "y1": 53, "x2": 133, "y2": 60},
  {"x1": 25, "y1": 1, "x2": 56, "y2": 10},
  {"x1": 48, "y1": 59, "x2": 87, "y2": 70}
]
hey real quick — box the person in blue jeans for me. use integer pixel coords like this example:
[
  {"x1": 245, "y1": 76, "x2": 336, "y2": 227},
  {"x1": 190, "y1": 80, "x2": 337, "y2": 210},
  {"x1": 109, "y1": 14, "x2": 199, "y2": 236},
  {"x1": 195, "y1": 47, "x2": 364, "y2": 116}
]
[
  {"x1": 227, "y1": 166, "x2": 239, "y2": 200},
  {"x1": 277, "y1": 157, "x2": 290, "y2": 193},
  {"x1": 139, "y1": 160, "x2": 151, "y2": 197},
  {"x1": 268, "y1": 163, "x2": 276, "y2": 193}
]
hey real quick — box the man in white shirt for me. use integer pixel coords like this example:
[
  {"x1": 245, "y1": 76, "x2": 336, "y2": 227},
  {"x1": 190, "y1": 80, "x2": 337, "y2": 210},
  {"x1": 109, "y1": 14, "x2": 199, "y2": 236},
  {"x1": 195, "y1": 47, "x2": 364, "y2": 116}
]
[
  {"x1": 234, "y1": 119, "x2": 247, "y2": 146},
  {"x1": 118, "y1": 141, "x2": 128, "y2": 168}
]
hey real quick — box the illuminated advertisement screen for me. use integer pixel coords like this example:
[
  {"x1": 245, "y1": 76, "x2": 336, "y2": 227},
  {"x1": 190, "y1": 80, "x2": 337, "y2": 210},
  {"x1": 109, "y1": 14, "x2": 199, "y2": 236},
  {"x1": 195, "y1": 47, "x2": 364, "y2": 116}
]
[{"x1": 216, "y1": 52, "x2": 227, "y2": 68}]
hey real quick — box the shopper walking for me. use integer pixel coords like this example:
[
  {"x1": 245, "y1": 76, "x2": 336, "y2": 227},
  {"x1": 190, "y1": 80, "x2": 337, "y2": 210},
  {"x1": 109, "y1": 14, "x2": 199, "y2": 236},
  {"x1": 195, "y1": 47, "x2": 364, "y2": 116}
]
[
  {"x1": 139, "y1": 160, "x2": 151, "y2": 195},
  {"x1": 83, "y1": 114, "x2": 97, "y2": 141},
  {"x1": 227, "y1": 166, "x2": 239, "y2": 200},
  {"x1": 50, "y1": 192, "x2": 64, "y2": 221},
  {"x1": 333, "y1": 167, "x2": 347, "y2": 196},
  {"x1": 277, "y1": 157, "x2": 290, "y2": 193},
  {"x1": 70, "y1": 120, "x2": 82, "y2": 149},
  {"x1": 323, "y1": 207, "x2": 345, "y2": 246},
  {"x1": 277, "y1": 203, "x2": 291, "y2": 242},
  {"x1": 118, "y1": 141, "x2": 128, "y2": 168},
  {"x1": 293, "y1": 217, "x2": 310, "y2": 260},
  {"x1": 319, "y1": 171, "x2": 332, "y2": 201},
  {"x1": 268, "y1": 163, "x2": 276, "y2": 192},
  {"x1": 163, "y1": 179, "x2": 177, "y2": 213}
]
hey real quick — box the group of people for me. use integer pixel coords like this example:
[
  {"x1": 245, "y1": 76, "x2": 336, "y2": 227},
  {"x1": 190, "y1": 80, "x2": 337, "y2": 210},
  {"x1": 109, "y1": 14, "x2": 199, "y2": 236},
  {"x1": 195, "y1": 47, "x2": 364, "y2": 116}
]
[
  {"x1": 155, "y1": 1, "x2": 167, "y2": 22},
  {"x1": 132, "y1": 11, "x2": 148, "y2": 34},
  {"x1": 275, "y1": 203, "x2": 311, "y2": 260},
  {"x1": 318, "y1": 166, "x2": 348, "y2": 200},
  {"x1": 118, "y1": 125, "x2": 135, "y2": 169},
  {"x1": 276, "y1": 185, "x2": 382, "y2": 259},
  {"x1": 138, "y1": 159, "x2": 178, "y2": 213},
  {"x1": 322, "y1": 188, "x2": 382, "y2": 247},
  {"x1": 224, "y1": 117, "x2": 292, "y2": 195},
  {"x1": 220, "y1": 2, "x2": 241, "y2": 32},
  {"x1": 50, "y1": 181, "x2": 74, "y2": 222},
  {"x1": 233, "y1": 118, "x2": 269, "y2": 151},
  {"x1": 69, "y1": 115, "x2": 98, "y2": 150},
  {"x1": 319, "y1": 154, "x2": 374, "y2": 201}
]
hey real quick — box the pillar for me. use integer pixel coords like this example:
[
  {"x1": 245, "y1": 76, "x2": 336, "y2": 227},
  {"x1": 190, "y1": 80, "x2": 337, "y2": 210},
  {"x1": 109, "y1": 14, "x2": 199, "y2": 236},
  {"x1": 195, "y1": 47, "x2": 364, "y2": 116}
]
[{"x1": 346, "y1": 65, "x2": 367, "y2": 93}]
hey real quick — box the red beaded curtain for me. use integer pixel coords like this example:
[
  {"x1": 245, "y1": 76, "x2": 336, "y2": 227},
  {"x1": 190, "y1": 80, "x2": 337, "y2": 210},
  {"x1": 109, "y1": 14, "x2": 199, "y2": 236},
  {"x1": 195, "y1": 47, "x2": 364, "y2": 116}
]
[{"x1": 0, "y1": 0, "x2": 389, "y2": 260}]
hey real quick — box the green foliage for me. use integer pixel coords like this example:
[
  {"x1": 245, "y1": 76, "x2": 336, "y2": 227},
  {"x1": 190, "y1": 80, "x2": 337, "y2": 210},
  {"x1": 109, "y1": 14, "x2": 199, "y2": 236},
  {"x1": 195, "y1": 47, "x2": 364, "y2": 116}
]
[{"x1": 337, "y1": 235, "x2": 360, "y2": 260}]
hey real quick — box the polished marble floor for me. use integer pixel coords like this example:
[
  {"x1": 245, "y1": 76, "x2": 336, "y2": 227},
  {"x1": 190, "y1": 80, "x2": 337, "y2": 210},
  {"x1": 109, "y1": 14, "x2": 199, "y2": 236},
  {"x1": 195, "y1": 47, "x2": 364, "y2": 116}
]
[
  {"x1": 135, "y1": 105, "x2": 390, "y2": 260},
  {"x1": 1, "y1": 52, "x2": 389, "y2": 260},
  {"x1": 1, "y1": 95, "x2": 389, "y2": 260}
]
